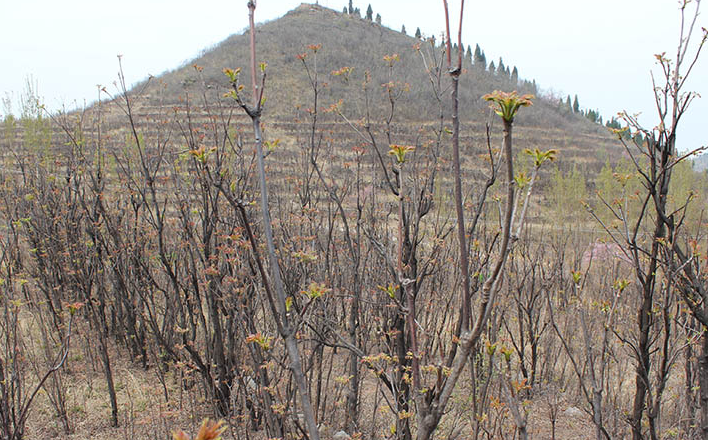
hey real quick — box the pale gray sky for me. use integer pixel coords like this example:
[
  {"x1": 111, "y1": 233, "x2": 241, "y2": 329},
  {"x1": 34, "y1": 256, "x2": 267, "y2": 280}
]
[{"x1": 1, "y1": 0, "x2": 706, "y2": 151}]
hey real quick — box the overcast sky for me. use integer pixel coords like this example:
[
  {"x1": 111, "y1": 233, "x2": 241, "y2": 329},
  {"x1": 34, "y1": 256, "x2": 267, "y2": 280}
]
[{"x1": 1, "y1": 0, "x2": 706, "y2": 151}]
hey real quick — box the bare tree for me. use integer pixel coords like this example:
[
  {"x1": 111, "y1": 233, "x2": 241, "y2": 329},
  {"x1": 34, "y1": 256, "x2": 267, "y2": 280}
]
[{"x1": 221, "y1": 2, "x2": 321, "y2": 439}]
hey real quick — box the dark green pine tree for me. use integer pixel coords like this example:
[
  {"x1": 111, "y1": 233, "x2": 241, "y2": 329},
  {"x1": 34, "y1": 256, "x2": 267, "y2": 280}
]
[
  {"x1": 573, "y1": 95, "x2": 580, "y2": 113},
  {"x1": 348, "y1": 0, "x2": 353, "y2": 14},
  {"x1": 401, "y1": 24, "x2": 406, "y2": 34},
  {"x1": 375, "y1": 13, "x2": 381, "y2": 24},
  {"x1": 343, "y1": 6, "x2": 348, "y2": 14},
  {"x1": 353, "y1": 7, "x2": 360, "y2": 17},
  {"x1": 415, "y1": 27, "x2": 422, "y2": 39},
  {"x1": 488, "y1": 60, "x2": 496, "y2": 75},
  {"x1": 511, "y1": 66, "x2": 518, "y2": 84},
  {"x1": 366, "y1": 4, "x2": 373, "y2": 20},
  {"x1": 473, "y1": 44, "x2": 484, "y2": 68},
  {"x1": 606, "y1": 117, "x2": 622, "y2": 129}
]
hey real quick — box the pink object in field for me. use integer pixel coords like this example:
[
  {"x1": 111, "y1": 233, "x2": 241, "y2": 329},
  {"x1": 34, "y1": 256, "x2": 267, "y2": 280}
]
[{"x1": 582, "y1": 241, "x2": 633, "y2": 268}]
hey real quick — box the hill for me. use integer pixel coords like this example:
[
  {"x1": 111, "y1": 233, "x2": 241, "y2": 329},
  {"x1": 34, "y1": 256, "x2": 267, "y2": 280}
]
[{"x1": 121, "y1": 3, "x2": 621, "y2": 174}]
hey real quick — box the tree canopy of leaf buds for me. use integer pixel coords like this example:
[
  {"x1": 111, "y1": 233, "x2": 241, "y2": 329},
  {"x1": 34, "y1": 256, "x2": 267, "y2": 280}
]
[
  {"x1": 245, "y1": 333, "x2": 274, "y2": 351},
  {"x1": 482, "y1": 90, "x2": 534, "y2": 123},
  {"x1": 223, "y1": 67, "x2": 241, "y2": 83},
  {"x1": 383, "y1": 53, "x2": 400, "y2": 66},
  {"x1": 331, "y1": 66, "x2": 354, "y2": 80},
  {"x1": 523, "y1": 147, "x2": 558, "y2": 167},
  {"x1": 388, "y1": 144, "x2": 415, "y2": 163},
  {"x1": 173, "y1": 419, "x2": 227, "y2": 440},
  {"x1": 66, "y1": 302, "x2": 84, "y2": 316}
]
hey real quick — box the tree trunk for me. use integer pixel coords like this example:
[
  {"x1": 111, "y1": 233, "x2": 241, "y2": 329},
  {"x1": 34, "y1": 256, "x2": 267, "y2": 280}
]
[
  {"x1": 630, "y1": 285, "x2": 652, "y2": 440},
  {"x1": 699, "y1": 331, "x2": 708, "y2": 440},
  {"x1": 97, "y1": 329, "x2": 119, "y2": 427},
  {"x1": 684, "y1": 316, "x2": 697, "y2": 437},
  {"x1": 345, "y1": 274, "x2": 360, "y2": 433}
]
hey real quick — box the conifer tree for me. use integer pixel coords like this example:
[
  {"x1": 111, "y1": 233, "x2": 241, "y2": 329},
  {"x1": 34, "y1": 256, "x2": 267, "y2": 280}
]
[
  {"x1": 366, "y1": 4, "x2": 373, "y2": 20},
  {"x1": 473, "y1": 44, "x2": 485, "y2": 68},
  {"x1": 606, "y1": 116, "x2": 622, "y2": 129},
  {"x1": 511, "y1": 66, "x2": 519, "y2": 84},
  {"x1": 375, "y1": 13, "x2": 381, "y2": 24},
  {"x1": 415, "y1": 27, "x2": 422, "y2": 39},
  {"x1": 489, "y1": 60, "x2": 496, "y2": 75},
  {"x1": 573, "y1": 94, "x2": 580, "y2": 113},
  {"x1": 466, "y1": 44, "x2": 472, "y2": 62},
  {"x1": 343, "y1": 6, "x2": 348, "y2": 14},
  {"x1": 348, "y1": 0, "x2": 353, "y2": 14},
  {"x1": 401, "y1": 24, "x2": 406, "y2": 34},
  {"x1": 498, "y1": 57, "x2": 506, "y2": 77},
  {"x1": 353, "y1": 7, "x2": 360, "y2": 17}
]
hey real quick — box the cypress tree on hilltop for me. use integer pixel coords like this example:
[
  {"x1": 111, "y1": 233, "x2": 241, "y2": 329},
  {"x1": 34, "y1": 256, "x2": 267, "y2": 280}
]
[
  {"x1": 466, "y1": 45, "x2": 472, "y2": 62},
  {"x1": 607, "y1": 116, "x2": 621, "y2": 129},
  {"x1": 415, "y1": 27, "x2": 422, "y2": 39},
  {"x1": 573, "y1": 95, "x2": 580, "y2": 113},
  {"x1": 489, "y1": 60, "x2": 496, "y2": 75},
  {"x1": 473, "y1": 44, "x2": 485, "y2": 68},
  {"x1": 498, "y1": 57, "x2": 505, "y2": 77},
  {"x1": 401, "y1": 24, "x2": 406, "y2": 34},
  {"x1": 511, "y1": 66, "x2": 519, "y2": 84},
  {"x1": 366, "y1": 4, "x2": 373, "y2": 20},
  {"x1": 343, "y1": 6, "x2": 348, "y2": 14},
  {"x1": 375, "y1": 13, "x2": 381, "y2": 24},
  {"x1": 348, "y1": 0, "x2": 353, "y2": 14}
]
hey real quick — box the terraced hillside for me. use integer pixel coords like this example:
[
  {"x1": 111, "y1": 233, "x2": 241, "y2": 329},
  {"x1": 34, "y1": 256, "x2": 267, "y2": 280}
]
[
  {"x1": 103, "y1": 2, "x2": 622, "y2": 176},
  {"x1": 1, "y1": 3, "x2": 623, "y2": 191}
]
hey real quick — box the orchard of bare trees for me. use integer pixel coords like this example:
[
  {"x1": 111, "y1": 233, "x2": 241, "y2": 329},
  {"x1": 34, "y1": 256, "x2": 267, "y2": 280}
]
[{"x1": 1, "y1": 1, "x2": 707, "y2": 440}]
